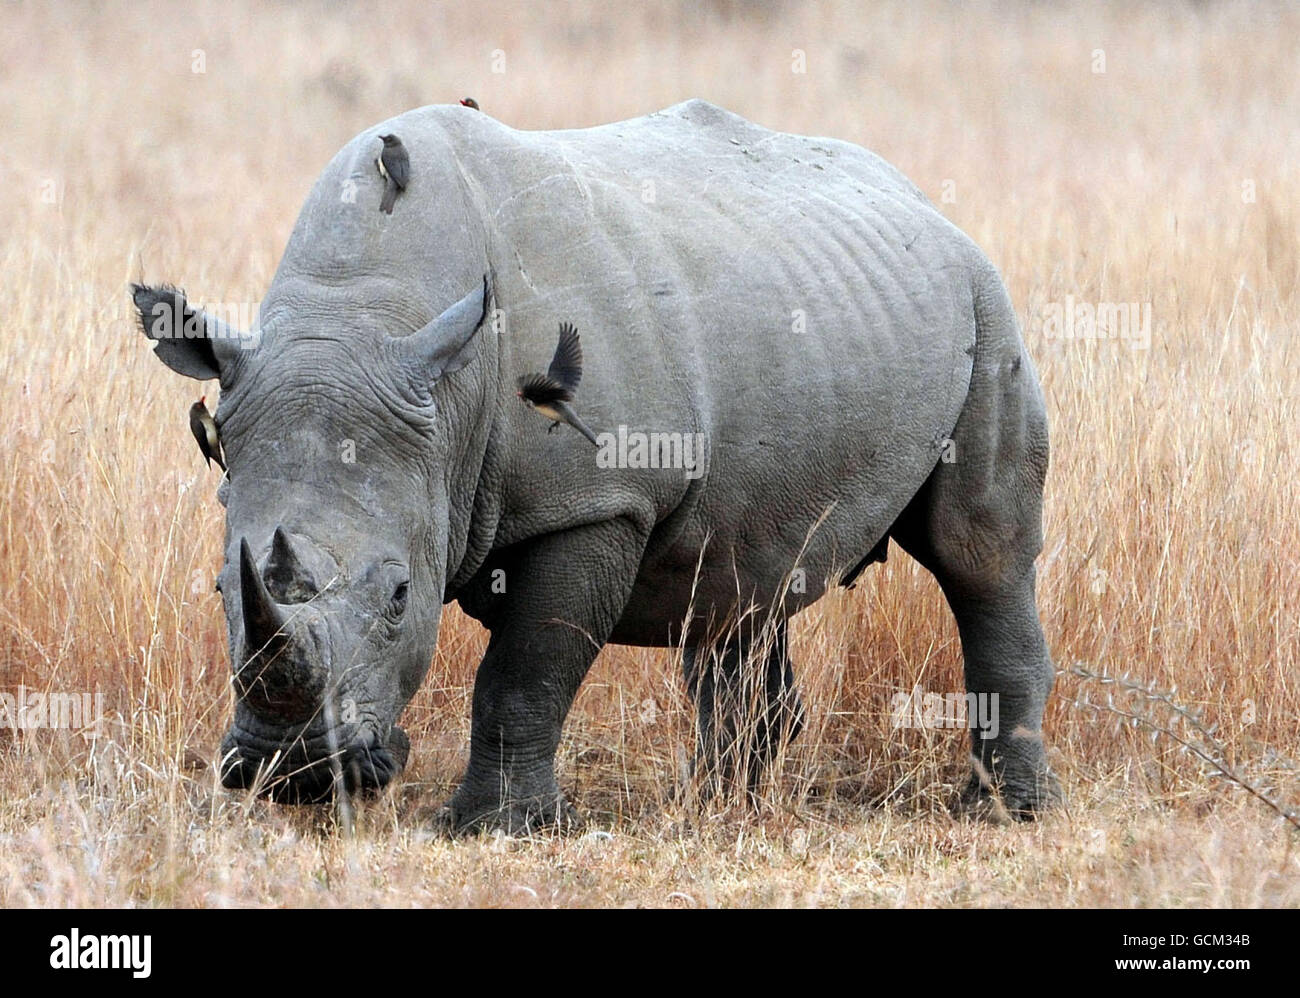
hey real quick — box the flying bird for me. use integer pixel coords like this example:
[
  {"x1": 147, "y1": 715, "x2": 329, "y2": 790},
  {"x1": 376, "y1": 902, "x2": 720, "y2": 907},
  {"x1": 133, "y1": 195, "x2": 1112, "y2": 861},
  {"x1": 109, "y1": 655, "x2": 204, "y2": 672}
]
[
  {"x1": 189, "y1": 396, "x2": 226, "y2": 472},
  {"x1": 517, "y1": 323, "x2": 599, "y2": 447},
  {"x1": 375, "y1": 133, "x2": 409, "y2": 214},
  {"x1": 459, "y1": 97, "x2": 480, "y2": 110}
]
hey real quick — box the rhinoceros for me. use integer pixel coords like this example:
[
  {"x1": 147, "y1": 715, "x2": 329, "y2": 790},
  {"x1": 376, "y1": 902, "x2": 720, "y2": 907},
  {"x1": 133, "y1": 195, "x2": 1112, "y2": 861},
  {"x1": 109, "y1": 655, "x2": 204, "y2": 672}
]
[{"x1": 132, "y1": 99, "x2": 1060, "y2": 830}]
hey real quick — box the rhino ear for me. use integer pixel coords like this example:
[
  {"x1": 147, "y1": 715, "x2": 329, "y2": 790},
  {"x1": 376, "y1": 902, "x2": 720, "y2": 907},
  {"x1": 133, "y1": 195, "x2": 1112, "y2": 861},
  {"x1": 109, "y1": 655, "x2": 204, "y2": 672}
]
[
  {"x1": 131, "y1": 283, "x2": 246, "y2": 382},
  {"x1": 393, "y1": 275, "x2": 491, "y2": 384}
]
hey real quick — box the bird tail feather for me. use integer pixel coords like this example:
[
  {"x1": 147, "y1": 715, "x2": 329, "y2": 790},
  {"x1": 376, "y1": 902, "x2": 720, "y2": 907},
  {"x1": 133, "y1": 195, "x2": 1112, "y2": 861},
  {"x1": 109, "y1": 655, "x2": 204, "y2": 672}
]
[{"x1": 558, "y1": 402, "x2": 600, "y2": 448}]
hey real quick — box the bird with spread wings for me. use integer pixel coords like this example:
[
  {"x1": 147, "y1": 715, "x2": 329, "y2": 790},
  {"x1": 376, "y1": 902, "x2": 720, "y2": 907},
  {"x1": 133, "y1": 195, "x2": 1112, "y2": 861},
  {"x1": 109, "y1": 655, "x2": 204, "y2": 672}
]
[{"x1": 516, "y1": 322, "x2": 599, "y2": 446}]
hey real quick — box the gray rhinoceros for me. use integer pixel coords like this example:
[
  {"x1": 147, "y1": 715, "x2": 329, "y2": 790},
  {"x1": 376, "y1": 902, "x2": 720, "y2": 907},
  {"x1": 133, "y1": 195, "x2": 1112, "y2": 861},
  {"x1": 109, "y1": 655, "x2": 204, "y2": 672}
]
[{"x1": 133, "y1": 99, "x2": 1059, "y2": 830}]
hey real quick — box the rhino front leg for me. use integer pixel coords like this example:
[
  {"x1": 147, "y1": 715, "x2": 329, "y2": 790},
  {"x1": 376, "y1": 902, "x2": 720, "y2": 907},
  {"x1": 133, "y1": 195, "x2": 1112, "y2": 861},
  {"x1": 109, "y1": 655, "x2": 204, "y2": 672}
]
[{"x1": 446, "y1": 516, "x2": 649, "y2": 834}]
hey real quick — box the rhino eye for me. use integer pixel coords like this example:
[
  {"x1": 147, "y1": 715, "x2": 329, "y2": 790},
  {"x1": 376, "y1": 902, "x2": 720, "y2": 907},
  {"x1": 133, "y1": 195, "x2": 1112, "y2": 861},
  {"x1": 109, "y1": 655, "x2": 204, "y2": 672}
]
[{"x1": 389, "y1": 581, "x2": 410, "y2": 616}]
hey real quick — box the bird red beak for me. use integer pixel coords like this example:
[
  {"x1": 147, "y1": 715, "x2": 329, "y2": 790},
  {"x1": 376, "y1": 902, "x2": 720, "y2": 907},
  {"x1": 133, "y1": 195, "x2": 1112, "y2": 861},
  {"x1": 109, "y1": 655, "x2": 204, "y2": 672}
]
[{"x1": 199, "y1": 395, "x2": 205, "y2": 404}]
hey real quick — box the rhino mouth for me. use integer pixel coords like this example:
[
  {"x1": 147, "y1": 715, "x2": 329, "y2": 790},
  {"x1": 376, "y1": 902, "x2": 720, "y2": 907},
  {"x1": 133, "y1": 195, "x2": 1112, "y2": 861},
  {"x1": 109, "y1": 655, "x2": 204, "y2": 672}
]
[{"x1": 219, "y1": 715, "x2": 410, "y2": 803}]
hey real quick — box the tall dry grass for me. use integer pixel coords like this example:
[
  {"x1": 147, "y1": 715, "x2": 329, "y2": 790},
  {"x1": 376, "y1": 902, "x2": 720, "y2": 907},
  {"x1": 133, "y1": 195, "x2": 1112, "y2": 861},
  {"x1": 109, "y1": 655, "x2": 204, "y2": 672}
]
[{"x1": 0, "y1": 0, "x2": 1297, "y2": 906}]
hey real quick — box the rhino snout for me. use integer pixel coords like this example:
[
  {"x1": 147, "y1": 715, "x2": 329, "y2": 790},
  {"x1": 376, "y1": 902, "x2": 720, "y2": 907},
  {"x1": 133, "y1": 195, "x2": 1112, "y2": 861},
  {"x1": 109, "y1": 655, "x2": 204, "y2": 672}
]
[{"x1": 219, "y1": 717, "x2": 410, "y2": 802}]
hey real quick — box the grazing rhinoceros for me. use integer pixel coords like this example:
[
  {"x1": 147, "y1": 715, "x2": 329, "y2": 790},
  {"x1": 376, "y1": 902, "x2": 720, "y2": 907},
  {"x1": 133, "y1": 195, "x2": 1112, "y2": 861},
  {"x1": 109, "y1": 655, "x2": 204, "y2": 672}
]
[{"x1": 132, "y1": 99, "x2": 1060, "y2": 830}]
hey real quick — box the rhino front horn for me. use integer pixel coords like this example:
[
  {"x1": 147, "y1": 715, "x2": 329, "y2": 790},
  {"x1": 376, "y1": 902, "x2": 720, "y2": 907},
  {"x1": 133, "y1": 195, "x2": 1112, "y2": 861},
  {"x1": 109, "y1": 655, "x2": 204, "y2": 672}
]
[
  {"x1": 236, "y1": 535, "x2": 327, "y2": 723},
  {"x1": 240, "y1": 536, "x2": 287, "y2": 658}
]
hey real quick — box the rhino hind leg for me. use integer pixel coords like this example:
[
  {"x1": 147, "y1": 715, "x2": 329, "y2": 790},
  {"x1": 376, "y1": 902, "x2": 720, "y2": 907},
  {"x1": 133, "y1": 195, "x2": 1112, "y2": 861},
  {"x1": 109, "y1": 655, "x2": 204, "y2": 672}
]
[
  {"x1": 683, "y1": 617, "x2": 806, "y2": 800},
  {"x1": 890, "y1": 272, "x2": 1062, "y2": 819},
  {"x1": 444, "y1": 515, "x2": 651, "y2": 835}
]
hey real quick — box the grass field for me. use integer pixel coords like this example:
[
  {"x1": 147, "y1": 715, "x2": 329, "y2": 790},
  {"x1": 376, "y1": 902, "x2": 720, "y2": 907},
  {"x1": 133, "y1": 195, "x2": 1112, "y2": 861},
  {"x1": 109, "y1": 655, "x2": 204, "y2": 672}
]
[{"x1": 1, "y1": 0, "x2": 1297, "y2": 907}]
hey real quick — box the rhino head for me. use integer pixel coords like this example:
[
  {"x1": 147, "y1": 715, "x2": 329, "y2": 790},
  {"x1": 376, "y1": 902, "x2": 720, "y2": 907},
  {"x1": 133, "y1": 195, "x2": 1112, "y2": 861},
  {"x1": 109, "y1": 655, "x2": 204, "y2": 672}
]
[{"x1": 132, "y1": 276, "x2": 491, "y2": 800}]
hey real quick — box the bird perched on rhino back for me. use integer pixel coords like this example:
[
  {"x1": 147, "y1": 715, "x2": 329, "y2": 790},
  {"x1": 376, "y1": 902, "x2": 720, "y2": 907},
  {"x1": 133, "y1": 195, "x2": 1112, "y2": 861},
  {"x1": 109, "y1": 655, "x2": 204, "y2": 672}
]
[
  {"x1": 189, "y1": 395, "x2": 225, "y2": 473},
  {"x1": 375, "y1": 133, "x2": 409, "y2": 214},
  {"x1": 517, "y1": 322, "x2": 599, "y2": 446},
  {"x1": 459, "y1": 97, "x2": 479, "y2": 110}
]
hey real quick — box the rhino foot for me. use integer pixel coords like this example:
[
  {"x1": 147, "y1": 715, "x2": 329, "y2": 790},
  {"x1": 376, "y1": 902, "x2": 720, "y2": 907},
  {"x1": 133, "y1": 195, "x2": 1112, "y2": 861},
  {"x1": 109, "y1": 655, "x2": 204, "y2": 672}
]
[
  {"x1": 957, "y1": 757, "x2": 1062, "y2": 822},
  {"x1": 436, "y1": 785, "x2": 581, "y2": 837}
]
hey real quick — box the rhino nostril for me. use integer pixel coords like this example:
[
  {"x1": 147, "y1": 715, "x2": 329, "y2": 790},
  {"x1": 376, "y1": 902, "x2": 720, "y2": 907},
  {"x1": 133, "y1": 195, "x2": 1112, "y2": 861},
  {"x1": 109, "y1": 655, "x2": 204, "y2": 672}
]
[{"x1": 347, "y1": 727, "x2": 377, "y2": 752}]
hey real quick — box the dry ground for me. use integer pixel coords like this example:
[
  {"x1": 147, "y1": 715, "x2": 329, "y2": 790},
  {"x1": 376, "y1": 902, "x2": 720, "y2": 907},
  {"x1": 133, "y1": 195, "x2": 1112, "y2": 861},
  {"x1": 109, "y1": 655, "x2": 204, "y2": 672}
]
[{"x1": 1, "y1": 0, "x2": 1297, "y2": 907}]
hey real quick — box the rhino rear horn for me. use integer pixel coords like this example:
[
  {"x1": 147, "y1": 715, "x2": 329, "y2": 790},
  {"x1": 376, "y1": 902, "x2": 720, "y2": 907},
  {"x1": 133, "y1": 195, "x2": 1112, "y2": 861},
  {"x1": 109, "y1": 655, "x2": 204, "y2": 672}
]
[{"x1": 264, "y1": 527, "x2": 318, "y2": 604}]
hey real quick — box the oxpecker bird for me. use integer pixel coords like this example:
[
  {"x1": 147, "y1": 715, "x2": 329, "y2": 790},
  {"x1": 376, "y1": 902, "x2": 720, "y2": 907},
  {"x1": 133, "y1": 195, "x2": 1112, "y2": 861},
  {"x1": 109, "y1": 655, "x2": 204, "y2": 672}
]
[
  {"x1": 375, "y1": 133, "x2": 409, "y2": 214},
  {"x1": 459, "y1": 97, "x2": 480, "y2": 110},
  {"x1": 517, "y1": 323, "x2": 599, "y2": 447},
  {"x1": 189, "y1": 396, "x2": 226, "y2": 472}
]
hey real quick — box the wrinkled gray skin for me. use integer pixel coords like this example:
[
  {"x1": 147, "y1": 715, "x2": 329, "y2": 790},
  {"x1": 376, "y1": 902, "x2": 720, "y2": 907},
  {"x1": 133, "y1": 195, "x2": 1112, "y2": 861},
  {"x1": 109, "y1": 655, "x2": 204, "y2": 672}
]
[{"x1": 133, "y1": 100, "x2": 1060, "y2": 829}]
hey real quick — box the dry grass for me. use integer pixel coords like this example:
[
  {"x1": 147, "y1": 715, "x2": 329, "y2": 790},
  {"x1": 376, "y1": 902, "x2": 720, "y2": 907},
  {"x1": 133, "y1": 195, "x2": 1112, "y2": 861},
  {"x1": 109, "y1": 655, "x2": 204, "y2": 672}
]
[{"x1": 1, "y1": 0, "x2": 1297, "y2": 907}]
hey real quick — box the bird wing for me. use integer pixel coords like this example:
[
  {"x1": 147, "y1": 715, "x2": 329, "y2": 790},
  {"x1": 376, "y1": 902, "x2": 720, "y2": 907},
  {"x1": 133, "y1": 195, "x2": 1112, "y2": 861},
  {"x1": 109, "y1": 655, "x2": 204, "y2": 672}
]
[
  {"x1": 386, "y1": 144, "x2": 410, "y2": 189},
  {"x1": 547, "y1": 322, "x2": 583, "y2": 393},
  {"x1": 517, "y1": 372, "x2": 571, "y2": 404}
]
